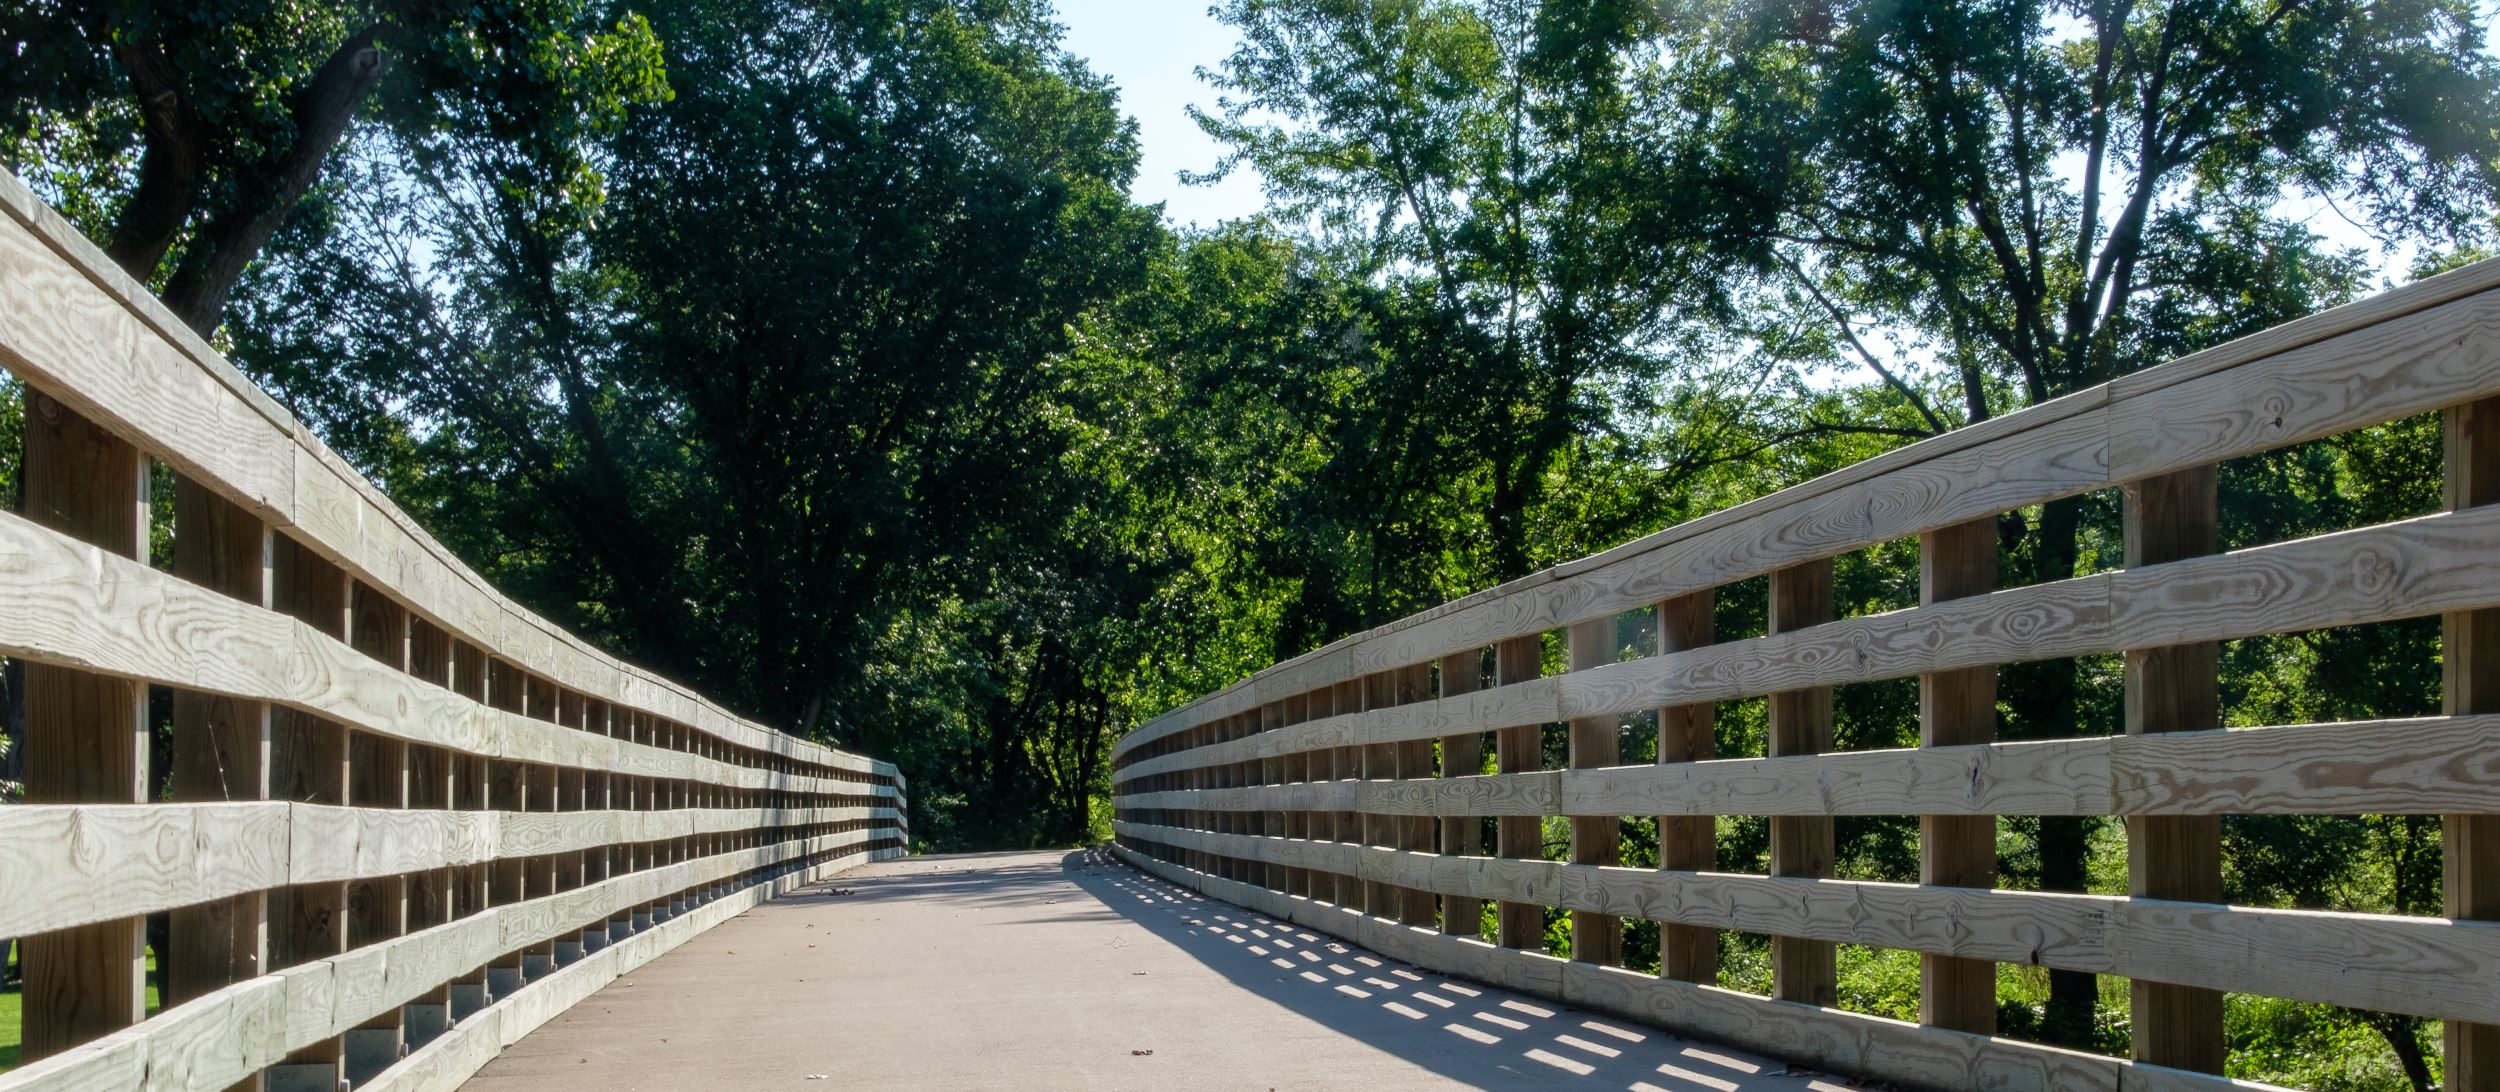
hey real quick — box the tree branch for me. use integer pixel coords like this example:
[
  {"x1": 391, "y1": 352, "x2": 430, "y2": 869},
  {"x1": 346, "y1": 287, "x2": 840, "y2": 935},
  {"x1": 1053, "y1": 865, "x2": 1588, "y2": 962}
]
[
  {"x1": 161, "y1": 25, "x2": 387, "y2": 333},
  {"x1": 1778, "y1": 254, "x2": 1952, "y2": 435}
]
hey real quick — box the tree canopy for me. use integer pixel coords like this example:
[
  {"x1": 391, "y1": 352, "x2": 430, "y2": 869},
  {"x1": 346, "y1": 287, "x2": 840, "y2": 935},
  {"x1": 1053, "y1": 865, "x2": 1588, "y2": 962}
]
[{"x1": 4, "y1": 0, "x2": 2497, "y2": 1083}]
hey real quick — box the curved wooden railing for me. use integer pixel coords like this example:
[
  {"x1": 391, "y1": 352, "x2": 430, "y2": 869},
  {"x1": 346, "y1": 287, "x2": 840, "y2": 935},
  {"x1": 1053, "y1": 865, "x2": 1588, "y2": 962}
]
[
  {"x1": 1112, "y1": 258, "x2": 2500, "y2": 1090},
  {"x1": 0, "y1": 170, "x2": 907, "y2": 1091}
]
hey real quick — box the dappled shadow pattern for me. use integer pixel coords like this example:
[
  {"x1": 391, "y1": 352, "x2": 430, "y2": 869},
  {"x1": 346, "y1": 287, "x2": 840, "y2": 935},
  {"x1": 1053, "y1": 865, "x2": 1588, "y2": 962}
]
[{"x1": 1063, "y1": 848, "x2": 1842, "y2": 1092}]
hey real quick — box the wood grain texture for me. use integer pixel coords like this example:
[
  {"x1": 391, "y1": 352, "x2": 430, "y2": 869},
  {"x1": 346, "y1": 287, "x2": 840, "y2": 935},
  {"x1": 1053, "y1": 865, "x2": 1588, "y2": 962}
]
[
  {"x1": 1437, "y1": 651, "x2": 1484, "y2": 938},
  {"x1": 165, "y1": 477, "x2": 277, "y2": 1016},
  {"x1": 1116, "y1": 820, "x2": 2500, "y2": 1028},
  {"x1": 1111, "y1": 839, "x2": 2280, "y2": 1092},
  {"x1": 2449, "y1": 395, "x2": 2500, "y2": 1091},
  {"x1": 1115, "y1": 714, "x2": 2500, "y2": 821},
  {"x1": 1768, "y1": 560, "x2": 1835, "y2": 1007},
  {"x1": 1565, "y1": 618, "x2": 1621, "y2": 966},
  {"x1": 1653, "y1": 589, "x2": 1718, "y2": 984},
  {"x1": 1119, "y1": 502, "x2": 2500, "y2": 784},
  {"x1": 17, "y1": 394, "x2": 151, "y2": 1062},
  {"x1": 2123, "y1": 465, "x2": 2224, "y2": 1074},
  {"x1": 1920, "y1": 516, "x2": 1998, "y2": 1034},
  {"x1": 0, "y1": 509, "x2": 898, "y2": 800},
  {"x1": 2111, "y1": 287, "x2": 2500, "y2": 480},
  {"x1": 1493, "y1": 635, "x2": 1545, "y2": 950},
  {"x1": 0, "y1": 831, "x2": 904, "y2": 1092}
]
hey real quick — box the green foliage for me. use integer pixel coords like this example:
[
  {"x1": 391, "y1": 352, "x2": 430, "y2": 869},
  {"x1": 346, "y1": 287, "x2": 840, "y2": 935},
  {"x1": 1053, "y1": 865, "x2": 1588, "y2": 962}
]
[
  {"x1": 0, "y1": 0, "x2": 668, "y2": 330},
  {"x1": 2228, "y1": 993, "x2": 2441, "y2": 1092},
  {"x1": 6, "y1": 2, "x2": 2494, "y2": 1085}
]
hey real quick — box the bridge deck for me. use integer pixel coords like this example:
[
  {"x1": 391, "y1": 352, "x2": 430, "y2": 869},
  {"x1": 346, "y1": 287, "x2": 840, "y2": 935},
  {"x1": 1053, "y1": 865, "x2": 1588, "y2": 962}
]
[{"x1": 464, "y1": 849, "x2": 1831, "y2": 1090}]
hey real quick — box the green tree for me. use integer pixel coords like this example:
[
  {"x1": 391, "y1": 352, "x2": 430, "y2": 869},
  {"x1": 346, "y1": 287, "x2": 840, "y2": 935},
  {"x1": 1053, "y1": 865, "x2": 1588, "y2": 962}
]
[
  {"x1": 0, "y1": 0, "x2": 667, "y2": 332},
  {"x1": 1658, "y1": 0, "x2": 2500, "y2": 1045},
  {"x1": 230, "y1": 0, "x2": 1162, "y2": 844},
  {"x1": 1196, "y1": 0, "x2": 1739, "y2": 592}
]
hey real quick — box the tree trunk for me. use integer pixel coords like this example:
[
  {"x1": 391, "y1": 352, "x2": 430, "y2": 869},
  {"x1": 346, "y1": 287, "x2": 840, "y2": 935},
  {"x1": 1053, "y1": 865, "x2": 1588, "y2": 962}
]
[
  {"x1": 159, "y1": 30, "x2": 385, "y2": 334},
  {"x1": 2361, "y1": 1012, "x2": 2435, "y2": 1092},
  {"x1": 105, "y1": 37, "x2": 207, "y2": 283}
]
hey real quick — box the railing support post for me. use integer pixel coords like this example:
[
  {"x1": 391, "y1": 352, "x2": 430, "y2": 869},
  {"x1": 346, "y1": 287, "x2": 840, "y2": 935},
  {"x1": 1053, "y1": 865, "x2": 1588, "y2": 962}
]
[
  {"x1": 1654, "y1": 590, "x2": 1717, "y2": 984},
  {"x1": 1437, "y1": 651, "x2": 1484, "y2": 939},
  {"x1": 1493, "y1": 635, "x2": 1544, "y2": 950},
  {"x1": 1566, "y1": 617, "x2": 1621, "y2": 966},
  {"x1": 1920, "y1": 517, "x2": 1998, "y2": 1033},
  {"x1": 1394, "y1": 663, "x2": 1437, "y2": 926},
  {"x1": 17, "y1": 393, "x2": 149, "y2": 1062},
  {"x1": 2123, "y1": 463, "x2": 2225, "y2": 1073},
  {"x1": 167, "y1": 477, "x2": 274, "y2": 1092},
  {"x1": 2448, "y1": 395, "x2": 2500, "y2": 1091},
  {"x1": 1768, "y1": 559, "x2": 1836, "y2": 1005},
  {"x1": 268, "y1": 536, "x2": 354, "y2": 1086}
]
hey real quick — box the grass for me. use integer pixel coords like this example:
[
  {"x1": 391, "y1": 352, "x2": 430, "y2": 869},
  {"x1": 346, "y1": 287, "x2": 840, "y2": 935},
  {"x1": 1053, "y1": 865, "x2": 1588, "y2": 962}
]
[{"x1": 0, "y1": 941, "x2": 162, "y2": 1075}]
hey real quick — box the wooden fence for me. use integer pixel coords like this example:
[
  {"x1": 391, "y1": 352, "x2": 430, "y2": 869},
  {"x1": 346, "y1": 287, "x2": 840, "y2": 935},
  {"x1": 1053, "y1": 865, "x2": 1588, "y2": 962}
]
[
  {"x1": 1111, "y1": 256, "x2": 2500, "y2": 1091},
  {"x1": 0, "y1": 171, "x2": 907, "y2": 1091}
]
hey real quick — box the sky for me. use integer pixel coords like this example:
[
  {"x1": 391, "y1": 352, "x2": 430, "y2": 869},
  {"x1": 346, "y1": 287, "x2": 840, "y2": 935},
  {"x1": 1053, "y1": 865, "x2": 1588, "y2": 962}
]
[
  {"x1": 1054, "y1": 1, "x2": 2417, "y2": 273},
  {"x1": 1053, "y1": 0, "x2": 1270, "y2": 228}
]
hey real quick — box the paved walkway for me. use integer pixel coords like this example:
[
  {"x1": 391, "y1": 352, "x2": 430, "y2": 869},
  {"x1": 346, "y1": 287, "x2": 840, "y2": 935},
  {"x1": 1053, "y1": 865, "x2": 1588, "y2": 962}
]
[{"x1": 465, "y1": 848, "x2": 1835, "y2": 1091}]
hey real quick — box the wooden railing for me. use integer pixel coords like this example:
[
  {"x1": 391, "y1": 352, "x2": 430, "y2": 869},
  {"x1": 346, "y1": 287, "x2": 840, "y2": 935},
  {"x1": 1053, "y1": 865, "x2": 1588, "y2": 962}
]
[
  {"x1": 0, "y1": 171, "x2": 907, "y2": 1091},
  {"x1": 1111, "y1": 258, "x2": 2500, "y2": 1091}
]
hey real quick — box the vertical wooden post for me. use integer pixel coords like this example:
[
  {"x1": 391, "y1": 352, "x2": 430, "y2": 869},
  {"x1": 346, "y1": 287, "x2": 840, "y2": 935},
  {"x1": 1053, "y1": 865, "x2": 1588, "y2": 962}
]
[
  {"x1": 17, "y1": 393, "x2": 149, "y2": 1061},
  {"x1": 1332, "y1": 678, "x2": 1364, "y2": 909},
  {"x1": 447, "y1": 641, "x2": 493, "y2": 1018},
  {"x1": 486, "y1": 659, "x2": 531, "y2": 990},
  {"x1": 1769, "y1": 559, "x2": 1836, "y2": 1005},
  {"x1": 1394, "y1": 662, "x2": 1437, "y2": 927},
  {"x1": 1306, "y1": 687, "x2": 1341, "y2": 905},
  {"x1": 1654, "y1": 590, "x2": 1717, "y2": 984},
  {"x1": 2123, "y1": 464, "x2": 2224, "y2": 1073},
  {"x1": 346, "y1": 582, "x2": 410, "y2": 1080},
  {"x1": 1438, "y1": 650, "x2": 1484, "y2": 939},
  {"x1": 1262, "y1": 701, "x2": 1288, "y2": 893},
  {"x1": 1282, "y1": 693, "x2": 1311, "y2": 899},
  {"x1": 1360, "y1": 672, "x2": 1397, "y2": 916},
  {"x1": 2448, "y1": 396, "x2": 2500, "y2": 1091},
  {"x1": 1920, "y1": 518, "x2": 1998, "y2": 1033},
  {"x1": 269, "y1": 534, "x2": 353, "y2": 1083},
  {"x1": 528, "y1": 760, "x2": 559, "y2": 969},
  {"x1": 1494, "y1": 634, "x2": 1545, "y2": 950},
  {"x1": 167, "y1": 477, "x2": 273, "y2": 1038},
  {"x1": 1217, "y1": 714, "x2": 1241, "y2": 883},
  {"x1": 1566, "y1": 617, "x2": 1622, "y2": 966}
]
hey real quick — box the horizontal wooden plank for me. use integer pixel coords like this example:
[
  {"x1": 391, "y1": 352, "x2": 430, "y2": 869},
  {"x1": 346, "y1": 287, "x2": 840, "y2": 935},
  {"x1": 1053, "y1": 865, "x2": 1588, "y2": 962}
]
[
  {"x1": 0, "y1": 802, "x2": 291, "y2": 940},
  {"x1": 1111, "y1": 842, "x2": 2270, "y2": 1092},
  {"x1": 0, "y1": 508, "x2": 902, "y2": 795},
  {"x1": 0, "y1": 802, "x2": 906, "y2": 937},
  {"x1": 1120, "y1": 506, "x2": 2500, "y2": 782},
  {"x1": 1121, "y1": 819, "x2": 2500, "y2": 1025},
  {"x1": 1117, "y1": 716, "x2": 2500, "y2": 818},
  {"x1": 0, "y1": 829, "x2": 904, "y2": 1092},
  {"x1": 0, "y1": 973, "x2": 291, "y2": 1092}
]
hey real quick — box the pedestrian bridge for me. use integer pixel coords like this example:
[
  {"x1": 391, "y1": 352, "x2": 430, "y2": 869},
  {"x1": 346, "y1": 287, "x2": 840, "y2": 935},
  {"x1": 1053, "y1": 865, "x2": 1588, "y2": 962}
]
[{"x1": 4, "y1": 165, "x2": 2500, "y2": 1091}]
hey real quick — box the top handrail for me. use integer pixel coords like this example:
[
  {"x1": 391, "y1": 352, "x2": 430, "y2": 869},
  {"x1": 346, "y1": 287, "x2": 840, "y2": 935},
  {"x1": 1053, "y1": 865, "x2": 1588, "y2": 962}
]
[
  {"x1": 0, "y1": 168, "x2": 895, "y2": 784},
  {"x1": 1114, "y1": 252, "x2": 2500, "y2": 765}
]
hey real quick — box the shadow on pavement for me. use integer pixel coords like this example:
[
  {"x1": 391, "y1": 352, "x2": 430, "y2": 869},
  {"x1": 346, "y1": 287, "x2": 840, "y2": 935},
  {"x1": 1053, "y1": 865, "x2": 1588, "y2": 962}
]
[{"x1": 1058, "y1": 847, "x2": 1836, "y2": 1092}]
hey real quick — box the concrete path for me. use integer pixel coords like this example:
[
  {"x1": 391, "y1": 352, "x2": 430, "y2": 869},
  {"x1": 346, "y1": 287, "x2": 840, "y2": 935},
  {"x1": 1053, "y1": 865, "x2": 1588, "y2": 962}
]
[{"x1": 465, "y1": 848, "x2": 1838, "y2": 1091}]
